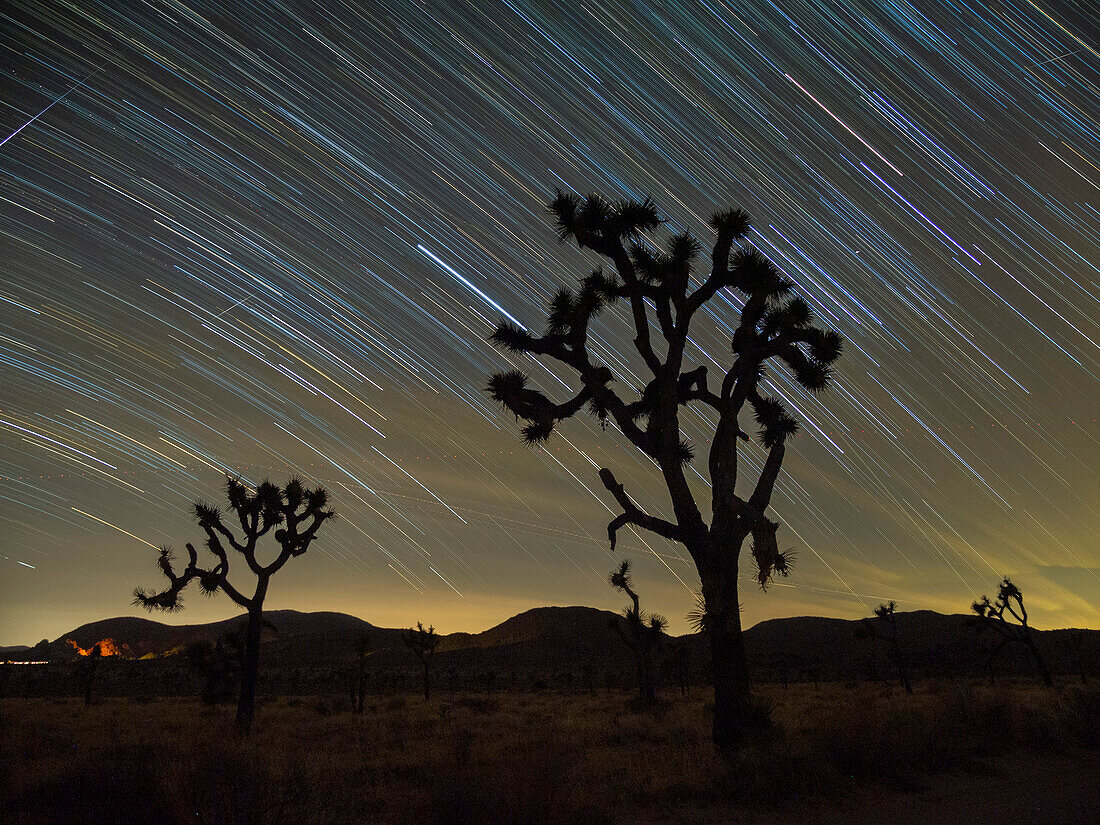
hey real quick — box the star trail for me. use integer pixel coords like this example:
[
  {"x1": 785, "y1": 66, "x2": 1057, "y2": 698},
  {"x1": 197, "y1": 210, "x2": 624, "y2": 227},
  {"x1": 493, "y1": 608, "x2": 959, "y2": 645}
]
[{"x1": 1, "y1": 0, "x2": 1098, "y2": 643}]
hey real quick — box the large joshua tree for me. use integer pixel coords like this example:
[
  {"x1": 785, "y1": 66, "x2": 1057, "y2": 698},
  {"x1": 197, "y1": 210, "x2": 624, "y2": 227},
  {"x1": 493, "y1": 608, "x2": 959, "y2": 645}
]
[
  {"x1": 134, "y1": 475, "x2": 335, "y2": 732},
  {"x1": 487, "y1": 191, "x2": 843, "y2": 749}
]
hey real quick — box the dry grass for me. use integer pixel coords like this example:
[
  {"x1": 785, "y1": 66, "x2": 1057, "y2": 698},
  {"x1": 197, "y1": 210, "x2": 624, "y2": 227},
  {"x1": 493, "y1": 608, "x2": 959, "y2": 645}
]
[{"x1": 4, "y1": 681, "x2": 1098, "y2": 824}]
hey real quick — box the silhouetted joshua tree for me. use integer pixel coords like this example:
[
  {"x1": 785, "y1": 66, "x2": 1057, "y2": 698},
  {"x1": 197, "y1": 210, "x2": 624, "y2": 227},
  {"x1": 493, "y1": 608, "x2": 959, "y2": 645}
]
[
  {"x1": 404, "y1": 621, "x2": 440, "y2": 700},
  {"x1": 670, "y1": 643, "x2": 692, "y2": 696},
  {"x1": 972, "y1": 577, "x2": 1052, "y2": 688},
  {"x1": 1063, "y1": 630, "x2": 1088, "y2": 686},
  {"x1": 608, "y1": 559, "x2": 666, "y2": 704},
  {"x1": 349, "y1": 634, "x2": 373, "y2": 713},
  {"x1": 487, "y1": 191, "x2": 842, "y2": 749},
  {"x1": 134, "y1": 475, "x2": 335, "y2": 732},
  {"x1": 76, "y1": 642, "x2": 103, "y2": 706},
  {"x1": 857, "y1": 601, "x2": 913, "y2": 695}
]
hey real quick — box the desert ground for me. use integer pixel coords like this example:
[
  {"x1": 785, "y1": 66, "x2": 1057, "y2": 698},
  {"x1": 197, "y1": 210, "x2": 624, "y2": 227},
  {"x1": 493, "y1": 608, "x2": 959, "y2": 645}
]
[{"x1": 5, "y1": 680, "x2": 1098, "y2": 824}]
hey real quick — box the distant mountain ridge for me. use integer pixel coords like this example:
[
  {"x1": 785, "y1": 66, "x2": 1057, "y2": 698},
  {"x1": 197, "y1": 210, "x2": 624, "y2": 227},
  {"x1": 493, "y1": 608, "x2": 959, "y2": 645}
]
[{"x1": 12, "y1": 606, "x2": 1097, "y2": 684}]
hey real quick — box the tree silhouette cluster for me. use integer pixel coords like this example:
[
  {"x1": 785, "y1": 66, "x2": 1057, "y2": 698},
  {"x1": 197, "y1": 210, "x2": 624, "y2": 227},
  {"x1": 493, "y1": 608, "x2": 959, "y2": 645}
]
[
  {"x1": 488, "y1": 191, "x2": 842, "y2": 748},
  {"x1": 102, "y1": 182, "x2": 1091, "y2": 760}
]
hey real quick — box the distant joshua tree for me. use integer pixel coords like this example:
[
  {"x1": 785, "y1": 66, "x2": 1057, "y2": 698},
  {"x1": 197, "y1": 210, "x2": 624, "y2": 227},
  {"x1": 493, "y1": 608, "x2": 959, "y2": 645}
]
[
  {"x1": 972, "y1": 578, "x2": 1052, "y2": 688},
  {"x1": 350, "y1": 635, "x2": 373, "y2": 713},
  {"x1": 76, "y1": 642, "x2": 104, "y2": 706},
  {"x1": 857, "y1": 601, "x2": 913, "y2": 695},
  {"x1": 403, "y1": 621, "x2": 440, "y2": 700},
  {"x1": 669, "y1": 642, "x2": 692, "y2": 696},
  {"x1": 608, "y1": 560, "x2": 666, "y2": 704},
  {"x1": 487, "y1": 191, "x2": 842, "y2": 748},
  {"x1": 134, "y1": 475, "x2": 335, "y2": 732},
  {"x1": 1064, "y1": 630, "x2": 1088, "y2": 686}
]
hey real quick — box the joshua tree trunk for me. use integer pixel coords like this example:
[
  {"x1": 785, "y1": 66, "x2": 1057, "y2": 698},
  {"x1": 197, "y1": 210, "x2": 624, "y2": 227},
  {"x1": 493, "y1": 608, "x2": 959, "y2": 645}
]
[
  {"x1": 898, "y1": 658, "x2": 914, "y2": 695},
  {"x1": 636, "y1": 648, "x2": 657, "y2": 704},
  {"x1": 703, "y1": 569, "x2": 753, "y2": 748},
  {"x1": 1027, "y1": 639, "x2": 1053, "y2": 688},
  {"x1": 894, "y1": 633, "x2": 914, "y2": 695},
  {"x1": 237, "y1": 599, "x2": 266, "y2": 733},
  {"x1": 710, "y1": 628, "x2": 752, "y2": 747},
  {"x1": 422, "y1": 661, "x2": 431, "y2": 701}
]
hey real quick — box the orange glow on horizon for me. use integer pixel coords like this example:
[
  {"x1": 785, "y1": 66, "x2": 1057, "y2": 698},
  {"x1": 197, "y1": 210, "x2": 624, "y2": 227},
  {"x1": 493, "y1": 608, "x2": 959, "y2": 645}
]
[{"x1": 67, "y1": 638, "x2": 126, "y2": 657}]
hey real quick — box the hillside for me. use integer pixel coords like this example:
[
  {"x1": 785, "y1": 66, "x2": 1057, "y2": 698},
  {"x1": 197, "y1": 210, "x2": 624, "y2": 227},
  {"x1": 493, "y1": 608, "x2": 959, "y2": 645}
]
[{"x1": 10, "y1": 606, "x2": 1096, "y2": 685}]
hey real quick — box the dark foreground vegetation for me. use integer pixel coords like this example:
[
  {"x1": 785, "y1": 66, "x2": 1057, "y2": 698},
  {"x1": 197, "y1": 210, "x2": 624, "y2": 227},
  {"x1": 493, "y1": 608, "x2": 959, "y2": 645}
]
[{"x1": 6, "y1": 680, "x2": 1099, "y2": 825}]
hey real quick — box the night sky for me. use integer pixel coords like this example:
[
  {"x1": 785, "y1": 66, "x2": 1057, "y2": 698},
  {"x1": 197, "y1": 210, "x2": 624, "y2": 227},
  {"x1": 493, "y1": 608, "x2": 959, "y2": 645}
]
[{"x1": 2, "y1": 0, "x2": 1098, "y2": 645}]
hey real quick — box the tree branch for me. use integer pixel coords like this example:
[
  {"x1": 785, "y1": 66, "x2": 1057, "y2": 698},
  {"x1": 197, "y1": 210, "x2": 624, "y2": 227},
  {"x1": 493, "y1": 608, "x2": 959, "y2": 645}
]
[{"x1": 599, "y1": 468, "x2": 683, "y2": 549}]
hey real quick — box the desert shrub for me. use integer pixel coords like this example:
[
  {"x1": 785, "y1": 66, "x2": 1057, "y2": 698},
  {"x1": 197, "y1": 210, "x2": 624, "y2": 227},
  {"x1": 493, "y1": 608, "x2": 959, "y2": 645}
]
[
  {"x1": 12, "y1": 739, "x2": 165, "y2": 825},
  {"x1": 455, "y1": 695, "x2": 499, "y2": 714},
  {"x1": 1063, "y1": 684, "x2": 1100, "y2": 747},
  {"x1": 420, "y1": 734, "x2": 598, "y2": 825}
]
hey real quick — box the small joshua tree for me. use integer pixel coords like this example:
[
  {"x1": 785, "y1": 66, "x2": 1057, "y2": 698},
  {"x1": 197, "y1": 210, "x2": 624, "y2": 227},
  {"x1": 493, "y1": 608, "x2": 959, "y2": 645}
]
[
  {"x1": 1064, "y1": 630, "x2": 1087, "y2": 686},
  {"x1": 76, "y1": 642, "x2": 103, "y2": 706},
  {"x1": 857, "y1": 601, "x2": 913, "y2": 695},
  {"x1": 134, "y1": 475, "x2": 335, "y2": 732},
  {"x1": 608, "y1": 560, "x2": 666, "y2": 704},
  {"x1": 972, "y1": 577, "x2": 1052, "y2": 688},
  {"x1": 404, "y1": 621, "x2": 440, "y2": 701},
  {"x1": 350, "y1": 635, "x2": 373, "y2": 713},
  {"x1": 670, "y1": 643, "x2": 692, "y2": 696},
  {"x1": 487, "y1": 191, "x2": 843, "y2": 748}
]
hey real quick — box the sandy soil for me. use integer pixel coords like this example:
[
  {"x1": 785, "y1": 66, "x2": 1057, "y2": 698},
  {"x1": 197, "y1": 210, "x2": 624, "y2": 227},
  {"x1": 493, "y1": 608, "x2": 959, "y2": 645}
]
[{"x1": 645, "y1": 749, "x2": 1100, "y2": 825}]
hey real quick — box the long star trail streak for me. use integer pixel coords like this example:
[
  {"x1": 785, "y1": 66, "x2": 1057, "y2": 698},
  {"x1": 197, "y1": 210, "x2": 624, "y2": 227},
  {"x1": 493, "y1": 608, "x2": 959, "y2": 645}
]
[
  {"x1": 0, "y1": 67, "x2": 101, "y2": 148},
  {"x1": 1, "y1": 0, "x2": 1098, "y2": 642}
]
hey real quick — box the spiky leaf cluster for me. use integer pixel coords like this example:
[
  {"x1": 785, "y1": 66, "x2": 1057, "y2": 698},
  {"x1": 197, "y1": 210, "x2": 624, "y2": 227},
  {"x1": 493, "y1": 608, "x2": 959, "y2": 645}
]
[
  {"x1": 728, "y1": 248, "x2": 792, "y2": 297},
  {"x1": 489, "y1": 322, "x2": 536, "y2": 354},
  {"x1": 550, "y1": 190, "x2": 661, "y2": 245},
  {"x1": 609, "y1": 560, "x2": 666, "y2": 647},
  {"x1": 971, "y1": 577, "x2": 1031, "y2": 636},
  {"x1": 134, "y1": 475, "x2": 335, "y2": 613},
  {"x1": 686, "y1": 592, "x2": 711, "y2": 634},
  {"x1": 708, "y1": 208, "x2": 751, "y2": 238},
  {"x1": 751, "y1": 395, "x2": 800, "y2": 449},
  {"x1": 669, "y1": 231, "x2": 702, "y2": 270},
  {"x1": 402, "y1": 621, "x2": 440, "y2": 661}
]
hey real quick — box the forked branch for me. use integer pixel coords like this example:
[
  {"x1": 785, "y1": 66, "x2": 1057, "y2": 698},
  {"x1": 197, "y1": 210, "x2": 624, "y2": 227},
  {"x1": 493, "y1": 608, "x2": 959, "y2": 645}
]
[{"x1": 599, "y1": 467, "x2": 683, "y2": 550}]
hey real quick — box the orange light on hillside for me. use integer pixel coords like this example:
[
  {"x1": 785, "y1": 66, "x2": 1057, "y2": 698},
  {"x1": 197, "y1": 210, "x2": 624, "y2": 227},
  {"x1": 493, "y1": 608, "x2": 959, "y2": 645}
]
[{"x1": 66, "y1": 638, "x2": 126, "y2": 657}]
